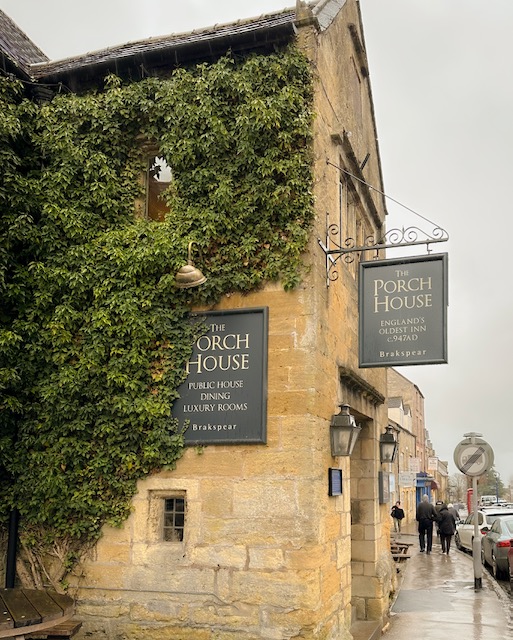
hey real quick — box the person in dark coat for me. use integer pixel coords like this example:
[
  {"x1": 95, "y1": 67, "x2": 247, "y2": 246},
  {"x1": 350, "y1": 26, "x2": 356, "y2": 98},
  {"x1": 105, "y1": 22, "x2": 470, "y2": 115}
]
[
  {"x1": 434, "y1": 500, "x2": 446, "y2": 541},
  {"x1": 438, "y1": 504, "x2": 457, "y2": 554},
  {"x1": 416, "y1": 494, "x2": 437, "y2": 554},
  {"x1": 391, "y1": 501, "x2": 405, "y2": 533}
]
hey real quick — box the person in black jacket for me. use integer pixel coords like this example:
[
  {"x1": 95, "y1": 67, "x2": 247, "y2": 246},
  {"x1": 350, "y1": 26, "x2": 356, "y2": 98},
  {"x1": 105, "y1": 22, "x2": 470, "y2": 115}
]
[
  {"x1": 416, "y1": 494, "x2": 437, "y2": 554},
  {"x1": 391, "y1": 501, "x2": 405, "y2": 533},
  {"x1": 437, "y1": 504, "x2": 457, "y2": 554},
  {"x1": 434, "y1": 500, "x2": 445, "y2": 541}
]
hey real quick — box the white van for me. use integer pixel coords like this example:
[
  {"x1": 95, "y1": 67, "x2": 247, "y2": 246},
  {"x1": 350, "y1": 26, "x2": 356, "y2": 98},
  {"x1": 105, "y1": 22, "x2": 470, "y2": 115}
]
[{"x1": 479, "y1": 495, "x2": 496, "y2": 506}]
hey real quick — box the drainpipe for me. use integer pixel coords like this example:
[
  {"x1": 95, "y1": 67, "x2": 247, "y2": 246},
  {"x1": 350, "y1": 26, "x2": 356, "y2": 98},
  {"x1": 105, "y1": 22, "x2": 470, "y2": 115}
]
[{"x1": 5, "y1": 508, "x2": 19, "y2": 588}]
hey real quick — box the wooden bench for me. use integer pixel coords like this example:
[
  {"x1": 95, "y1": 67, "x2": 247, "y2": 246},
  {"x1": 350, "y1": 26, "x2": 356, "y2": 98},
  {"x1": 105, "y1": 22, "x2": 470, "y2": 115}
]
[
  {"x1": 0, "y1": 589, "x2": 75, "y2": 639},
  {"x1": 26, "y1": 620, "x2": 82, "y2": 638},
  {"x1": 391, "y1": 541, "x2": 413, "y2": 562}
]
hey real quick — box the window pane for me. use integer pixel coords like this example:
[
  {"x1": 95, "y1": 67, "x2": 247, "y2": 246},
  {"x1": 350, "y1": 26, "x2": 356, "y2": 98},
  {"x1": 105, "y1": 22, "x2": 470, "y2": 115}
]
[
  {"x1": 163, "y1": 528, "x2": 183, "y2": 542},
  {"x1": 147, "y1": 156, "x2": 171, "y2": 221},
  {"x1": 163, "y1": 497, "x2": 185, "y2": 542}
]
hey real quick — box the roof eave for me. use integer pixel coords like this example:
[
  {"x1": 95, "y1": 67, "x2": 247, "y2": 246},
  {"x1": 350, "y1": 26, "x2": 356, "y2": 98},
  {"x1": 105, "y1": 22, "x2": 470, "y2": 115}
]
[{"x1": 31, "y1": 11, "x2": 299, "y2": 86}]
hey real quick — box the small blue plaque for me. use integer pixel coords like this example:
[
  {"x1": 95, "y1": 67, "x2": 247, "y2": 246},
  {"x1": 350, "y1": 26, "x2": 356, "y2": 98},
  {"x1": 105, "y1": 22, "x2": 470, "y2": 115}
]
[{"x1": 328, "y1": 468, "x2": 342, "y2": 496}]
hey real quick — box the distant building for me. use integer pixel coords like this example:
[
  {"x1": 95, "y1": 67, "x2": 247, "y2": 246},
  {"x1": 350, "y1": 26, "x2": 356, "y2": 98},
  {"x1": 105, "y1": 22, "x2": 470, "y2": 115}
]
[
  {"x1": 387, "y1": 396, "x2": 417, "y2": 521},
  {"x1": 387, "y1": 369, "x2": 446, "y2": 504}
]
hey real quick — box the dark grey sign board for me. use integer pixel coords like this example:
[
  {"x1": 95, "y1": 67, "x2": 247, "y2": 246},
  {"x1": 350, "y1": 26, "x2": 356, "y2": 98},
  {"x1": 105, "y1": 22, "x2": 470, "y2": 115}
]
[
  {"x1": 173, "y1": 307, "x2": 268, "y2": 445},
  {"x1": 359, "y1": 254, "x2": 448, "y2": 368}
]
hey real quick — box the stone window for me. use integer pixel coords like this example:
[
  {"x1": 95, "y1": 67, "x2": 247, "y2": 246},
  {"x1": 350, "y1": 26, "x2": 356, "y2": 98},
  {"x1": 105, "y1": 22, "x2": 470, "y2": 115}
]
[
  {"x1": 146, "y1": 155, "x2": 172, "y2": 221},
  {"x1": 163, "y1": 496, "x2": 186, "y2": 542}
]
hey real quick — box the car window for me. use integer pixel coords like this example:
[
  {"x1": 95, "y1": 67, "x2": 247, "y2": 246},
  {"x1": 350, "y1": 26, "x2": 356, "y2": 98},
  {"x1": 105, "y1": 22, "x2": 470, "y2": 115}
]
[
  {"x1": 478, "y1": 512, "x2": 484, "y2": 525},
  {"x1": 490, "y1": 520, "x2": 501, "y2": 533}
]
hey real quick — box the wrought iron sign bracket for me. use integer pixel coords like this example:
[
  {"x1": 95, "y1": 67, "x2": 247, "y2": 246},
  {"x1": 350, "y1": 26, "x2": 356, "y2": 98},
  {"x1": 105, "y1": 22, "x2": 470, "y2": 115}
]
[{"x1": 318, "y1": 219, "x2": 449, "y2": 285}]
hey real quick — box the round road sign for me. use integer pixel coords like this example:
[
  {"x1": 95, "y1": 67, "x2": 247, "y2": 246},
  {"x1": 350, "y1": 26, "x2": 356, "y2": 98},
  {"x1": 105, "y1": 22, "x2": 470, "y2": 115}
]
[{"x1": 453, "y1": 437, "x2": 494, "y2": 477}]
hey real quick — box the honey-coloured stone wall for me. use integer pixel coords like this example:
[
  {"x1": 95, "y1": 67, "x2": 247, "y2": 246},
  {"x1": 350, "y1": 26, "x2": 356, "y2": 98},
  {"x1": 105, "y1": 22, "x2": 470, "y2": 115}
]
[{"x1": 71, "y1": 2, "x2": 396, "y2": 638}]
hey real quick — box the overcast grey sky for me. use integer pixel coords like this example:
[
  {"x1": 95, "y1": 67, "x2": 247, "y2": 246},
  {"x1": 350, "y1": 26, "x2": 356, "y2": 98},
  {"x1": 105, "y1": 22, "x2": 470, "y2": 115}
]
[{"x1": 2, "y1": 0, "x2": 512, "y2": 483}]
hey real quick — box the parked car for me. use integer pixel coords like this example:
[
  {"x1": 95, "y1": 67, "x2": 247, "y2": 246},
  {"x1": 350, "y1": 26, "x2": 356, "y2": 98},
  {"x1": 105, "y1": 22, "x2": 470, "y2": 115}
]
[
  {"x1": 455, "y1": 508, "x2": 513, "y2": 553},
  {"x1": 481, "y1": 514, "x2": 513, "y2": 579},
  {"x1": 507, "y1": 539, "x2": 513, "y2": 583}
]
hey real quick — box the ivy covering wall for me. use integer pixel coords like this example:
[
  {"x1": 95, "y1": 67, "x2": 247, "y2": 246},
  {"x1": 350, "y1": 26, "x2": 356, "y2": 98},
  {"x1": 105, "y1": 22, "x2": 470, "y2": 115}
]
[{"x1": 0, "y1": 46, "x2": 313, "y2": 588}]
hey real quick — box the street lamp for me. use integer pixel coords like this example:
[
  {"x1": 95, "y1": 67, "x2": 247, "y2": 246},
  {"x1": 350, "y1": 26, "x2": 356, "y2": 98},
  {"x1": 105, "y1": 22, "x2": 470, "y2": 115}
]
[
  {"x1": 175, "y1": 241, "x2": 207, "y2": 288},
  {"x1": 379, "y1": 425, "x2": 398, "y2": 464},
  {"x1": 329, "y1": 404, "x2": 361, "y2": 457}
]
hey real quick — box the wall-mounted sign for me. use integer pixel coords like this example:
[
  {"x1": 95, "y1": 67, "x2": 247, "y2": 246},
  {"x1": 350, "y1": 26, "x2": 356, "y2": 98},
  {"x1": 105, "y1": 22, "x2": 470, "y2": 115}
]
[
  {"x1": 328, "y1": 468, "x2": 343, "y2": 496},
  {"x1": 409, "y1": 458, "x2": 421, "y2": 473},
  {"x1": 427, "y1": 457, "x2": 438, "y2": 471},
  {"x1": 359, "y1": 253, "x2": 448, "y2": 367},
  {"x1": 173, "y1": 307, "x2": 268, "y2": 445},
  {"x1": 378, "y1": 471, "x2": 391, "y2": 504},
  {"x1": 399, "y1": 472, "x2": 416, "y2": 487}
]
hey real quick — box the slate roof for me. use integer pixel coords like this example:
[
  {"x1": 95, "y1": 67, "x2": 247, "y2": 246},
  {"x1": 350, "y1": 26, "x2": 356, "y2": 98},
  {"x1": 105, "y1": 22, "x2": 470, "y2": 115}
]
[
  {"x1": 0, "y1": 9, "x2": 48, "y2": 76},
  {"x1": 34, "y1": 10, "x2": 297, "y2": 77},
  {"x1": 0, "y1": 0, "x2": 348, "y2": 87},
  {"x1": 387, "y1": 397, "x2": 404, "y2": 409},
  {"x1": 33, "y1": 9, "x2": 300, "y2": 87}
]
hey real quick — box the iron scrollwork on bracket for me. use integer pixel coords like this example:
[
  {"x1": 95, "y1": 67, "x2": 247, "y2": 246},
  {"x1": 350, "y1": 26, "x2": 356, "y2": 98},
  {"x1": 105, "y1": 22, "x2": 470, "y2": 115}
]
[{"x1": 318, "y1": 220, "x2": 449, "y2": 285}]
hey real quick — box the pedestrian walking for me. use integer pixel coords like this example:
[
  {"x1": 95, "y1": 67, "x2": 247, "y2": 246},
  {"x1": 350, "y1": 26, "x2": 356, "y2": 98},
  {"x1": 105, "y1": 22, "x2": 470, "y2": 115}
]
[
  {"x1": 416, "y1": 494, "x2": 437, "y2": 554},
  {"x1": 437, "y1": 503, "x2": 457, "y2": 554},
  {"x1": 434, "y1": 500, "x2": 445, "y2": 541},
  {"x1": 390, "y1": 501, "x2": 405, "y2": 533},
  {"x1": 447, "y1": 503, "x2": 460, "y2": 523}
]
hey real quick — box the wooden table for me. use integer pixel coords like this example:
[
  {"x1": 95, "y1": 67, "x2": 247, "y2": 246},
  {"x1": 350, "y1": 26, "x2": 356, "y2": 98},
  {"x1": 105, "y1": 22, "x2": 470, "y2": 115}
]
[{"x1": 0, "y1": 589, "x2": 74, "y2": 639}]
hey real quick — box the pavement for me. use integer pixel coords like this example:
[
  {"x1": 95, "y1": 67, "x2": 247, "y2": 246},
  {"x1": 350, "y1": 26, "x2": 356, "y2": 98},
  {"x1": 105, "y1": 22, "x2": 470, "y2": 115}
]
[{"x1": 370, "y1": 522, "x2": 513, "y2": 640}]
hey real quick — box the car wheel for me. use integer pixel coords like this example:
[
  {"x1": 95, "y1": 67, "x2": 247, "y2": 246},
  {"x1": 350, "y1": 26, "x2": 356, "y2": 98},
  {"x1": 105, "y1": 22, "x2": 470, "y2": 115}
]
[{"x1": 455, "y1": 532, "x2": 462, "y2": 550}]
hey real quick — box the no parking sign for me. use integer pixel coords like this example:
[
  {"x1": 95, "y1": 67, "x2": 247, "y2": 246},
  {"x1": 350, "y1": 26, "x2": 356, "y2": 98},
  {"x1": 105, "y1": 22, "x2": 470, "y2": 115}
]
[{"x1": 453, "y1": 436, "x2": 494, "y2": 477}]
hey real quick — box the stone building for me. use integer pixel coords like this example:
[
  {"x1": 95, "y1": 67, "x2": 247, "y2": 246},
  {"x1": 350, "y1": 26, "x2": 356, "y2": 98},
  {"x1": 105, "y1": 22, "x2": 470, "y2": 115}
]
[
  {"x1": 1, "y1": 2, "x2": 400, "y2": 638},
  {"x1": 387, "y1": 397, "x2": 417, "y2": 523},
  {"x1": 387, "y1": 368, "x2": 446, "y2": 504}
]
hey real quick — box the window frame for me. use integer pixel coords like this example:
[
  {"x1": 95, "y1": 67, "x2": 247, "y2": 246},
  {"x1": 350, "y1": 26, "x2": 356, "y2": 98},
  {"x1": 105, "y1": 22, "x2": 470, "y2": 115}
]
[
  {"x1": 163, "y1": 495, "x2": 186, "y2": 543},
  {"x1": 145, "y1": 153, "x2": 172, "y2": 221},
  {"x1": 147, "y1": 489, "x2": 187, "y2": 545}
]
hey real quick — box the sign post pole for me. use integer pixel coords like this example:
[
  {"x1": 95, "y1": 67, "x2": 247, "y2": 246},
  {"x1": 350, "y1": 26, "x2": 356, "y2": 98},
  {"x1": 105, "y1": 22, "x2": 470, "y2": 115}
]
[
  {"x1": 471, "y1": 472, "x2": 481, "y2": 590},
  {"x1": 453, "y1": 432, "x2": 495, "y2": 591}
]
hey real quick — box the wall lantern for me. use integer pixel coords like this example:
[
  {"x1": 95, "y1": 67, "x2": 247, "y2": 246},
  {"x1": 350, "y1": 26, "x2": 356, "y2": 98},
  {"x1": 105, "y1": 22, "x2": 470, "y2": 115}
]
[
  {"x1": 379, "y1": 425, "x2": 398, "y2": 464},
  {"x1": 175, "y1": 241, "x2": 207, "y2": 289},
  {"x1": 330, "y1": 404, "x2": 361, "y2": 457}
]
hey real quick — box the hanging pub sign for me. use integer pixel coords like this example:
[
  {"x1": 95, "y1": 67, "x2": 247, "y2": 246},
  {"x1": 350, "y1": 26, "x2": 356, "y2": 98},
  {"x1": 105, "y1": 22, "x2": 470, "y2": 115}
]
[
  {"x1": 173, "y1": 307, "x2": 268, "y2": 445},
  {"x1": 359, "y1": 254, "x2": 448, "y2": 367}
]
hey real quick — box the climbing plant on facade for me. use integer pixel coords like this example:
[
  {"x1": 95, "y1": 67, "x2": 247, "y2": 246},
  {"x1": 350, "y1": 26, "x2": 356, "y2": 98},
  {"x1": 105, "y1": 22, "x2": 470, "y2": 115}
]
[{"x1": 0, "y1": 45, "x2": 314, "y2": 589}]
